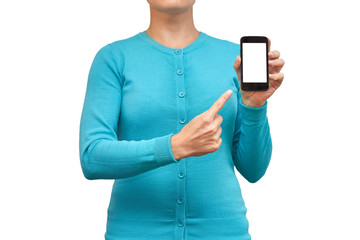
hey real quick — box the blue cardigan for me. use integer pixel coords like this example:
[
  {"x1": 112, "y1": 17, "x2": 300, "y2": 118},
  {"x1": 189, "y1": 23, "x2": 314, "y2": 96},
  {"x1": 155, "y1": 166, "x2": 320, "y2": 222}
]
[{"x1": 79, "y1": 30, "x2": 272, "y2": 240}]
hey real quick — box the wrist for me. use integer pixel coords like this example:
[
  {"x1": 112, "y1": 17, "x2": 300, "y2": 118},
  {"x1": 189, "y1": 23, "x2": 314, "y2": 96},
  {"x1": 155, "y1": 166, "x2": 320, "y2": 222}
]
[
  {"x1": 241, "y1": 98, "x2": 266, "y2": 108},
  {"x1": 170, "y1": 134, "x2": 189, "y2": 160}
]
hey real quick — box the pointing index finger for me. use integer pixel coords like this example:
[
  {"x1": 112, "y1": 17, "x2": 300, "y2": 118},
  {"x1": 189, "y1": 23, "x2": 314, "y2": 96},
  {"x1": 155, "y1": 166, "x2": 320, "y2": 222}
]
[{"x1": 207, "y1": 89, "x2": 233, "y2": 117}]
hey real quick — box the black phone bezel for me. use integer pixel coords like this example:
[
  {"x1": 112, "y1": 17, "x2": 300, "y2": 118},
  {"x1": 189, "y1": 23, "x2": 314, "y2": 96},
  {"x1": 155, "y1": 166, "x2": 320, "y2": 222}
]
[{"x1": 240, "y1": 36, "x2": 269, "y2": 91}]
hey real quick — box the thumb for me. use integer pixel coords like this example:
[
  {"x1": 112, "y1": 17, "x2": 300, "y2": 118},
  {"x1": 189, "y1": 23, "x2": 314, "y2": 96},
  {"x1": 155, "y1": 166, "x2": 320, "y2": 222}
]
[{"x1": 233, "y1": 55, "x2": 241, "y2": 81}]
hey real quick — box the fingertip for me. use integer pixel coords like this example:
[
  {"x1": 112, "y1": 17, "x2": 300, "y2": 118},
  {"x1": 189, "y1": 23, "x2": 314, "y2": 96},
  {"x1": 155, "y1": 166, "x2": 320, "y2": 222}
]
[{"x1": 226, "y1": 89, "x2": 233, "y2": 96}]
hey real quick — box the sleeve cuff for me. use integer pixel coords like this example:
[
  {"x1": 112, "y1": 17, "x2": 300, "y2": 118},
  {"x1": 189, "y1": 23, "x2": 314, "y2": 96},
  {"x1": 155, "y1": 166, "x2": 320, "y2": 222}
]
[
  {"x1": 239, "y1": 98, "x2": 268, "y2": 122},
  {"x1": 154, "y1": 133, "x2": 179, "y2": 165}
]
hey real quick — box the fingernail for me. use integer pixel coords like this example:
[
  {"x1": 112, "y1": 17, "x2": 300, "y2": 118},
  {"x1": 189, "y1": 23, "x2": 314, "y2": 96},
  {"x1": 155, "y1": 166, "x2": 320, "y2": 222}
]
[{"x1": 226, "y1": 89, "x2": 233, "y2": 95}]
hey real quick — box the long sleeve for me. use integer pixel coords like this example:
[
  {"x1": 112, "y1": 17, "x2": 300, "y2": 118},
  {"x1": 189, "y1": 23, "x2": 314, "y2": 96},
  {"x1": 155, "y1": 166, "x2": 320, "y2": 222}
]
[
  {"x1": 231, "y1": 84, "x2": 273, "y2": 183},
  {"x1": 79, "y1": 44, "x2": 179, "y2": 180}
]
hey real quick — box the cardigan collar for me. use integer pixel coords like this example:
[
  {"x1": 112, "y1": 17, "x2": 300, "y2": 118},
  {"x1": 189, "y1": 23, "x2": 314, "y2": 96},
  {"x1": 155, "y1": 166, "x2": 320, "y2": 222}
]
[{"x1": 137, "y1": 30, "x2": 208, "y2": 55}]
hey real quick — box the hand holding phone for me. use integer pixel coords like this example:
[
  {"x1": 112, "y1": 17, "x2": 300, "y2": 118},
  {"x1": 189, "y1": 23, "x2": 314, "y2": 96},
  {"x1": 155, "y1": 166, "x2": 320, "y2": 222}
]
[{"x1": 233, "y1": 36, "x2": 285, "y2": 108}]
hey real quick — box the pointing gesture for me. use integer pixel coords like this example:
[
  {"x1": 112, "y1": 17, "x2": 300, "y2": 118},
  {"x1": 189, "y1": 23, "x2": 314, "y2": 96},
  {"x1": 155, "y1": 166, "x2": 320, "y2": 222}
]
[
  {"x1": 170, "y1": 89, "x2": 233, "y2": 160},
  {"x1": 207, "y1": 89, "x2": 234, "y2": 118}
]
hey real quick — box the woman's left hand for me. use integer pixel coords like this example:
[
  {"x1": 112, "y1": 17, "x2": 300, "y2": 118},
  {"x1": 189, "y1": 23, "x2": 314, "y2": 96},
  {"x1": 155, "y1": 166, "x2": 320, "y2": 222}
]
[{"x1": 233, "y1": 38, "x2": 285, "y2": 108}]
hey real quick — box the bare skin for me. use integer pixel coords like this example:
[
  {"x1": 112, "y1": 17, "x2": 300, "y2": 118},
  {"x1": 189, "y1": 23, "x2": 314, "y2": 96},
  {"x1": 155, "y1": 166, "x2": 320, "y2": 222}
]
[
  {"x1": 146, "y1": 0, "x2": 199, "y2": 49},
  {"x1": 146, "y1": 0, "x2": 285, "y2": 160}
]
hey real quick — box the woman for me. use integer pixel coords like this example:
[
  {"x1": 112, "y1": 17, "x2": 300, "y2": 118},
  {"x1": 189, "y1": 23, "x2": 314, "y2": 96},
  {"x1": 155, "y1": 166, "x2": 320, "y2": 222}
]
[{"x1": 79, "y1": 0, "x2": 285, "y2": 239}]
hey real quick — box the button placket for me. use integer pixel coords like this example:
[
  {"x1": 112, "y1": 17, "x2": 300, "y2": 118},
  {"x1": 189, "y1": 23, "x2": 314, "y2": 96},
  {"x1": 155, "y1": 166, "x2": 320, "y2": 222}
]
[{"x1": 174, "y1": 48, "x2": 187, "y2": 239}]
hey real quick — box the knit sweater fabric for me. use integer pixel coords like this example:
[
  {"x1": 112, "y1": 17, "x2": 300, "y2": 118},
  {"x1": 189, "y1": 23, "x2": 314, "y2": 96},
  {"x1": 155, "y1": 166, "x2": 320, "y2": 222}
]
[{"x1": 79, "y1": 30, "x2": 272, "y2": 240}]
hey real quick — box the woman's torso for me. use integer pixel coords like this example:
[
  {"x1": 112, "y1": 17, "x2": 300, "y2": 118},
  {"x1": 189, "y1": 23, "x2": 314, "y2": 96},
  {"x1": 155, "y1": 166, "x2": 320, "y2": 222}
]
[{"x1": 104, "y1": 31, "x2": 251, "y2": 240}]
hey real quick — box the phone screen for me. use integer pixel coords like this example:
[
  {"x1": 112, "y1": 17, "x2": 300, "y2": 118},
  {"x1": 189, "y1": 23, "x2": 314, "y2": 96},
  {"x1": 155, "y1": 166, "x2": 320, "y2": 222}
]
[{"x1": 242, "y1": 43, "x2": 267, "y2": 83}]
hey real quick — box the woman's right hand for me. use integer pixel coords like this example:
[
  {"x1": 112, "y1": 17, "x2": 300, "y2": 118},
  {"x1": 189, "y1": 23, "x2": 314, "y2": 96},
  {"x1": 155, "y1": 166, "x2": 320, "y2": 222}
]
[{"x1": 170, "y1": 89, "x2": 233, "y2": 160}]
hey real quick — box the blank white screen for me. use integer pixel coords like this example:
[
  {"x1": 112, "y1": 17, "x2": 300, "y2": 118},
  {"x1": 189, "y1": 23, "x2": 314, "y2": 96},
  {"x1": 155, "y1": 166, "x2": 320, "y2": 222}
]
[{"x1": 242, "y1": 43, "x2": 267, "y2": 83}]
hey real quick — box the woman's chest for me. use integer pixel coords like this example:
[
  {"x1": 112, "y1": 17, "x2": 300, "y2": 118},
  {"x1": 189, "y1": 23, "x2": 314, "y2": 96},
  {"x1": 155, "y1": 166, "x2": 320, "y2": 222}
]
[{"x1": 118, "y1": 54, "x2": 239, "y2": 134}]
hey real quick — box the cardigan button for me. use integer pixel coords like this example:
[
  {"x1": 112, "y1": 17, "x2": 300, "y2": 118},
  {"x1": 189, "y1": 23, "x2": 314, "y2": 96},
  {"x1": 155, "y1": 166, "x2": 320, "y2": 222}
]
[
  {"x1": 176, "y1": 69, "x2": 183, "y2": 75},
  {"x1": 179, "y1": 117, "x2": 185, "y2": 124},
  {"x1": 177, "y1": 219, "x2": 184, "y2": 227},
  {"x1": 178, "y1": 91, "x2": 185, "y2": 98},
  {"x1": 178, "y1": 170, "x2": 185, "y2": 178},
  {"x1": 177, "y1": 196, "x2": 184, "y2": 204},
  {"x1": 174, "y1": 49, "x2": 182, "y2": 55}
]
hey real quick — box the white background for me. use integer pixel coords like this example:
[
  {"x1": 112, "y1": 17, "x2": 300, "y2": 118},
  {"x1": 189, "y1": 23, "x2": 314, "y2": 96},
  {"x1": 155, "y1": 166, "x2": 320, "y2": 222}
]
[{"x1": 1, "y1": 0, "x2": 359, "y2": 239}]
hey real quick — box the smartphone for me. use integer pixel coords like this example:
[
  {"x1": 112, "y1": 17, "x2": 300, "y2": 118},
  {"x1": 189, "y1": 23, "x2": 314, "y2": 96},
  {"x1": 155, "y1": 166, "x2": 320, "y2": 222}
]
[{"x1": 240, "y1": 36, "x2": 269, "y2": 91}]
